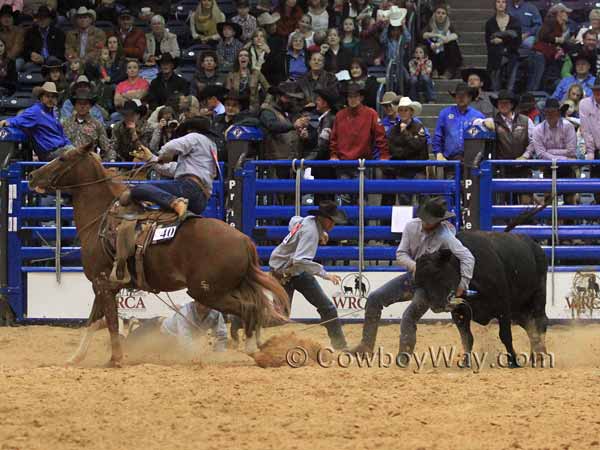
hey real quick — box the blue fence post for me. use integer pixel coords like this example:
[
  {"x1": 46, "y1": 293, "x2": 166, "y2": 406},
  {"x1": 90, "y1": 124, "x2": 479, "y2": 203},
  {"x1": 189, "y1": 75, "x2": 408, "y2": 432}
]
[
  {"x1": 241, "y1": 161, "x2": 257, "y2": 238},
  {"x1": 479, "y1": 160, "x2": 493, "y2": 231},
  {"x1": 6, "y1": 162, "x2": 24, "y2": 320}
]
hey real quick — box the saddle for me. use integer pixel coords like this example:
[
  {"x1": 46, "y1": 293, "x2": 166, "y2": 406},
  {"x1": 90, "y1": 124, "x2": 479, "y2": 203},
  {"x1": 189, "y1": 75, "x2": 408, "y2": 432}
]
[{"x1": 101, "y1": 193, "x2": 191, "y2": 291}]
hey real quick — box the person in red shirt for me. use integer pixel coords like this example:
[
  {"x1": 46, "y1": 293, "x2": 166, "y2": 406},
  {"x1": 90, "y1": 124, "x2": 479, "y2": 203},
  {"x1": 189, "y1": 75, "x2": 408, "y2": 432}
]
[{"x1": 115, "y1": 9, "x2": 146, "y2": 61}]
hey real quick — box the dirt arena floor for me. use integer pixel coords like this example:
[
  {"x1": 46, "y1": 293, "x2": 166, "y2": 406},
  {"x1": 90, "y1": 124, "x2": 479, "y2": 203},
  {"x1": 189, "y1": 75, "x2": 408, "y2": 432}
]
[{"x1": 1, "y1": 321, "x2": 599, "y2": 450}]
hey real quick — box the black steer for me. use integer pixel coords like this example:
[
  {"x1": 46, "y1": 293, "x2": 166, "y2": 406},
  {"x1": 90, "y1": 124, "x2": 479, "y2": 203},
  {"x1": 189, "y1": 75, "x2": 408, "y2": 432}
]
[{"x1": 415, "y1": 231, "x2": 548, "y2": 367}]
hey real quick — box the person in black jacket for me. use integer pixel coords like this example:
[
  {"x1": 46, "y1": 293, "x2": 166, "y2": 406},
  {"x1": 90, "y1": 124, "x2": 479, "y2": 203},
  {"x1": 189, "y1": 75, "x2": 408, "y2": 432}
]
[
  {"x1": 347, "y1": 57, "x2": 379, "y2": 109},
  {"x1": 147, "y1": 54, "x2": 190, "y2": 110},
  {"x1": 259, "y1": 12, "x2": 288, "y2": 85},
  {"x1": 485, "y1": 0, "x2": 522, "y2": 92},
  {"x1": 0, "y1": 37, "x2": 17, "y2": 96},
  {"x1": 23, "y1": 6, "x2": 66, "y2": 71},
  {"x1": 384, "y1": 96, "x2": 428, "y2": 206}
]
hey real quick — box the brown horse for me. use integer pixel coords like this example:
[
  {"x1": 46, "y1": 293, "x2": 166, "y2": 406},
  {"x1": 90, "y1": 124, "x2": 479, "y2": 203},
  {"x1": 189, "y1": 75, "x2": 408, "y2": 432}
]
[{"x1": 28, "y1": 144, "x2": 290, "y2": 367}]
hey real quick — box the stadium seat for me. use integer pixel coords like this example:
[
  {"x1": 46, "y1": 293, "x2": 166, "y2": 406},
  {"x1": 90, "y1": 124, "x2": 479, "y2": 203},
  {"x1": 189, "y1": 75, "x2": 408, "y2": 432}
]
[
  {"x1": 0, "y1": 93, "x2": 35, "y2": 113},
  {"x1": 176, "y1": 66, "x2": 196, "y2": 82},
  {"x1": 17, "y1": 72, "x2": 44, "y2": 88},
  {"x1": 217, "y1": 0, "x2": 237, "y2": 17},
  {"x1": 172, "y1": 0, "x2": 197, "y2": 21},
  {"x1": 95, "y1": 20, "x2": 115, "y2": 32},
  {"x1": 182, "y1": 44, "x2": 212, "y2": 64},
  {"x1": 166, "y1": 20, "x2": 191, "y2": 49}
]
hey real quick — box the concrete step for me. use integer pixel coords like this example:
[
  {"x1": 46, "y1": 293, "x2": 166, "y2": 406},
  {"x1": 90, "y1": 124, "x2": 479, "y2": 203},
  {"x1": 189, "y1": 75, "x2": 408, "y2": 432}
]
[
  {"x1": 459, "y1": 31, "x2": 486, "y2": 45},
  {"x1": 461, "y1": 43, "x2": 488, "y2": 55},
  {"x1": 431, "y1": 78, "x2": 464, "y2": 91},
  {"x1": 420, "y1": 116, "x2": 439, "y2": 130},
  {"x1": 449, "y1": 0, "x2": 485, "y2": 8},
  {"x1": 449, "y1": 8, "x2": 494, "y2": 20},
  {"x1": 463, "y1": 54, "x2": 487, "y2": 67},
  {"x1": 432, "y1": 92, "x2": 454, "y2": 103},
  {"x1": 453, "y1": 20, "x2": 486, "y2": 33},
  {"x1": 421, "y1": 103, "x2": 453, "y2": 116}
]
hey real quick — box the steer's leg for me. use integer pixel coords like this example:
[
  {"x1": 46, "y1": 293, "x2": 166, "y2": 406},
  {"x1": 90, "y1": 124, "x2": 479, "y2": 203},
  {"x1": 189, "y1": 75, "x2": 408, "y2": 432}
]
[
  {"x1": 451, "y1": 304, "x2": 473, "y2": 368},
  {"x1": 498, "y1": 315, "x2": 519, "y2": 368}
]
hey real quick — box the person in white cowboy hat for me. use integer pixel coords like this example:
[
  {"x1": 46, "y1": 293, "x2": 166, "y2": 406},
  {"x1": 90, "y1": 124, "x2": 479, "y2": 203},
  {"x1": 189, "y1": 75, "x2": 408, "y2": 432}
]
[
  {"x1": 65, "y1": 6, "x2": 106, "y2": 65},
  {"x1": 0, "y1": 82, "x2": 74, "y2": 161},
  {"x1": 382, "y1": 97, "x2": 428, "y2": 206},
  {"x1": 380, "y1": 6, "x2": 409, "y2": 65}
]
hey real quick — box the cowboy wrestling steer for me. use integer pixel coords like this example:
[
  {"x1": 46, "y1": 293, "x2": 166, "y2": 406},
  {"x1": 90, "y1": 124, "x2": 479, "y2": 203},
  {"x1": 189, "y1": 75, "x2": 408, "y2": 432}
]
[{"x1": 415, "y1": 231, "x2": 549, "y2": 367}]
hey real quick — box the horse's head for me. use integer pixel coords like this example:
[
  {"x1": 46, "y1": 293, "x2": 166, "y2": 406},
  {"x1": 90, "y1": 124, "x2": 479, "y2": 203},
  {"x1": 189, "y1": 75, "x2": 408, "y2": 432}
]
[
  {"x1": 28, "y1": 142, "x2": 97, "y2": 194},
  {"x1": 414, "y1": 249, "x2": 461, "y2": 307}
]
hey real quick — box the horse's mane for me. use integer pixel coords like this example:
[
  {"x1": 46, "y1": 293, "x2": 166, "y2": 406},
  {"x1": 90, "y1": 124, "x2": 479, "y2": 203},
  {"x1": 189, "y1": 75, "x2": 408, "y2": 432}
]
[{"x1": 88, "y1": 152, "x2": 127, "y2": 198}]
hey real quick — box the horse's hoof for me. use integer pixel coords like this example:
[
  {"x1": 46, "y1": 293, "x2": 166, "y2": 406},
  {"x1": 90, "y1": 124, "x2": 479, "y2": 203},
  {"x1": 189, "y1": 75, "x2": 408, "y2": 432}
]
[{"x1": 105, "y1": 359, "x2": 123, "y2": 368}]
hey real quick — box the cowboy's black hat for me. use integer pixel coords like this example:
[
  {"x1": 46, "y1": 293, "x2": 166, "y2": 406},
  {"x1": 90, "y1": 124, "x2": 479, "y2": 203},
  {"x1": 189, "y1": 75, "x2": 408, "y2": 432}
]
[
  {"x1": 198, "y1": 84, "x2": 228, "y2": 101},
  {"x1": 158, "y1": 53, "x2": 179, "y2": 68},
  {"x1": 34, "y1": 5, "x2": 54, "y2": 18},
  {"x1": 268, "y1": 81, "x2": 304, "y2": 99},
  {"x1": 70, "y1": 87, "x2": 97, "y2": 105},
  {"x1": 217, "y1": 21, "x2": 243, "y2": 40},
  {"x1": 460, "y1": 67, "x2": 491, "y2": 90},
  {"x1": 417, "y1": 197, "x2": 455, "y2": 225},
  {"x1": 0, "y1": 5, "x2": 17, "y2": 19},
  {"x1": 308, "y1": 200, "x2": 348, "y2": 225},
  {"x1": 41, "y1": 56, "x2": 66, "y2": 76},
  {"x1": 449, "y1": 82, "x2": 477, "y2": 99},
  {"x1": 543, "y1": 97, "x2": 570, "y2": 116},
  {"x1": 314, "y1": 88, "x2": 340, "y2": 110},
  {"x1": 224, "y1": 90, "x2": 250, "y2": 109},
  {"x1": 121, "y1": 99, "x2": 147, "y2": 116},
  {"x1": 490, "y1": 89, "x2": 519, "y2": 109},
  {"x1": 343, "y1": 82, "x2": 366, "y2": 97}
]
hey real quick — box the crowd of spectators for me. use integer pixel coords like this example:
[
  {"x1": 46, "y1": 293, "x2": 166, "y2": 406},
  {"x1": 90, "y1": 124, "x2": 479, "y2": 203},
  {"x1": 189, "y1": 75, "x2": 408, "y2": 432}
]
[{"x1": 0, "y1": 0, "x2": 600, "y2": 209}]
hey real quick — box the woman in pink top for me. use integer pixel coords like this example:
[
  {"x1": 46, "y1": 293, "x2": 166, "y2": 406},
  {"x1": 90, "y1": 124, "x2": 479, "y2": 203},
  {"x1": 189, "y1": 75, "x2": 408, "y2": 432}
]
[{"x1": 114, "y1": 59, "x2": 149, "y2": 109}]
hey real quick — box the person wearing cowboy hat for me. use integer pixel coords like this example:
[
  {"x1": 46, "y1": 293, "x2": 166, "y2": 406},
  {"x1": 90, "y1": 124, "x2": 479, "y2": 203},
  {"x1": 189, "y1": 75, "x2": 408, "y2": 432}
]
[
  {"x1": 212, "y1": 90, "x2": 253, "y2": 159},
  {"x1": 383, "y1": 97, "x2": 428, "y2": 206},
  {"x1": 115, "y1": 8, "x2": 146, "y2": 61},
  {"x1": 215, "y1": 21, "x2": 244, "y2": 72},
  {"x1": 231, "y1": 0, "x2": 257, "y2": 42},
  {"x1": 60, "y1": 75, "x2": 108, "y2": 125},
  {"x1": 461, "y1": 67, "x2": 494, "y2": 118},
  {"x1": 110, "y1": 99, "x2": 153, "y2": 162},
  {"x1": 269, "y1": 200, "x2": 349, "y2": 350},
  {"x1": 197, "y1": 84, "x2": 228, "y2": 119},
  {"x1": 552, "y1": 53, "x2": 597, "y2": 101},
  {"x1": 312, "y1": 87, "x2": 339, "y2": 161},
  {"x1": 23, "y1": 6, "x2": 66, "y2": 69},
  {"x1": 62, "y1": 87, "x2": 114, "y2": 162},
  {"x1": 147, "y1": 53, "x2": 190, "y2": 110},
  {"x1": 378, "y1": 91, "x2": 399, "y2": 135},
  {"x1": 0, "y1": 82, "x2": 74, "y2": 161},
  {"x1": 433, "y1": 82, "x2": 485, "y2": 166},
  {"x1": 580, "y1": 76, "x2": 600, "y2": 201},
  {"x1": 65, "y1": 6, "x2": 106, "y2": 64},
  {"x1": 351, "y1": 196, "x2": 474, "y2": 357},
  {"x1": 0, "y1": 4, "x2": 24, "y2": 67},
  {"x1": 380, "y1": 6, "x2": 409, "y2": 65}
]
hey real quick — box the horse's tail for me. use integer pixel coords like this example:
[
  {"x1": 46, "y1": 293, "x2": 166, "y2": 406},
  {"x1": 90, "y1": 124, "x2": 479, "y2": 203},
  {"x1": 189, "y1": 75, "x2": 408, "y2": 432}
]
[
  {"x1": 503, "y1": 197, "x2": 551, "y2": 233},
  {"x1": 237, "y1": 238, "x2": 290, "y2": 331}
]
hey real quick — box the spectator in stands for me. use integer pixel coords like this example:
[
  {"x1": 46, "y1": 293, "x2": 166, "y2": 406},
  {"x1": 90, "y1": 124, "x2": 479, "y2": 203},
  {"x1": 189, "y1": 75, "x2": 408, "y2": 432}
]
[
  {"x1": 65, "y1": 56, "x2": 86, "y2": 85},
  {"x1": 287, "y1": 31, "x2": 308, "y2": 81},
  {"x1": 519, "y1": 92, "x2": 542, "y2": 124},
  {"x1": 0, "y1": 81, "x2": 73, "y2": 161},
  {"x1": 198, "y1": 84, "x2": 227, "y2": 120},
  {"x1": 380, "y1": 6, "x2": 411, "y2": 66},
  {"x1": 462, "y1": 68, "x2": 494, "y2": 117},
  {"x1": 143, "y1": 15, "x2": 181, "y2": 67},
  {"x1": 485, "y1": 0, "x2": 521, "y2": 92},
  {"x1": 99, "y1": 35, "x2": 125, "y2": 85},
  {"x1": 330, "y1": 83, "x2": 389, "y2": 163},
  {"x1": 562, "y1": 30, "x2": 599, "y2": 78},
  {"x1": 358, "y1": 16, "x2": 384, "y2": 66},
  {"x1": 63, "y1": 87, "x2": 113, "y2": 161},
  {"x1": 177, "y1": 94, "x2": 202, "y2": 122},
  {"x1": 225, "y1": 48, "x2": 269, "y2": 112},
  {"x1": 508, "y1": 0, "x2": 541, "y2": 50},
  {"x1": 60, "y1": 75, "x2": 107, "y2": 124},
  {"x1": 231, "y1": 0, "x2": 256, "y2": 43},
  {"x1": 579, "y1": 78, "x2": 600, "y2": 196},
  {"x1": 532, "y1": 3, "x2": 572, "y2": 92},
  {"x1": 422, "y1": 3, "x2": 462, "y2": 79},
  {"x1": 216, "y1": 21, "x2": 244, "y2": 72},
  {"x1": 190, "y1": 0, "x2": 224, "y2": 45},
  {"x1": 192, "y1": 50, "x2": 226, "y2": 98},
  {"x1": 0, "y1": 37, "x2": 17, "y2": 95},
  {"x1": 95, "y1": 0, "x2": 117, "y2": 23},
  {"x1": 433, "y1": 82, "x2": 485, "y2": 163},
  {"x1": 245, "y1": 28, "x2": 269, "y2": 72},
  {"x1": 213, "y1": 91, "x2": 251, "y2": 159},
  {"x1": 552, "y1": 55, "x2": 596, "y2": 100},
  {"x1": 0, "y1": 5, "x2": 23, "y2": 70},
  {"x1": 0, "y1": 0, "x2": 23, "y2": 13},
  {"x1": 23, "y1": 6, "x2": 65, "y2": 70},
  {"x1": 259, "y1": 12, "x2": 287, "y2": 85},
  {"x1": 408, "y1": 44, "x2": 434, "y2": 103},
  {"x1": 114, "y1": 59, "x2": 149, "y2": 110},
  {"x1": 575, "y1": 9, "x2": 600, "y2": 44},
  {"x1": 147, "y1": 54, "x2": 190, "y2": 110},
  {"x1": 149, "y1": 106, "x2": 177, "y2": 153},
  {"x1": 313, "y1": 88, "x2": 337, "y2": 160},
  {"x1": 322, "y1": 27, "x2": 353, "y2": 72},
  {"x1": 275, "y1": 0, "x2": 302, "y2": 38},
  {"x1": 385, "y1": 96, "x2": 428, "y2": 205},
  {"x1": 564, "y1": 83, "x2": 584, "y2": 117},
  {"x1": 345, "y1": 0, "x2": 373, "y2": 22},
  {"x1": 297, "y1": 51, "x2": 337, "y2": 104},
  {"x1": 290, "y1": 14, "x2": 315, "y2": 48},
  {"x1": 41, "y1": 56, "x2": 67, "y2": 96},
  {"x1": 347, "y1": 57, "x2": 377, "y2": 109},
  {"x1": 307, "y1": 0, "x2": 329, "y2": 34},
  {"x1": 111, "y1": 99, "x2": 153, "y2": 161},
  {"x1": 65, "y1": 7, "x2": 105, "y2": 65},
  {"x1": 259, "y1": 81, "x2": 308, "y2": 162},
  {"x1": 341, "y1": 17, "x2": 360, "y2": 57},
  {"x1": 115, "y1": 9, "x2": 146, "y2": 61},
  {"x1": 379, "y1": 91, "x2": 399, "y2": 135}
]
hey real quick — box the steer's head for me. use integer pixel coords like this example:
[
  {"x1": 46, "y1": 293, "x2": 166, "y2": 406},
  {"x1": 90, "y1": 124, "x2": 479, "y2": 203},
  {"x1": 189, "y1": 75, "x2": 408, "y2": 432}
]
[{"x1": 415, "y1": 249, "x2": 461, "y2": 307}]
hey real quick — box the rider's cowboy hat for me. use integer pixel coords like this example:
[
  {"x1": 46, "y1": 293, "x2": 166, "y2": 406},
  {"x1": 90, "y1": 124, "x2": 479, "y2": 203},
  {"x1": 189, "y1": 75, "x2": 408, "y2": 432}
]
[
  {"x1": 257, "y1": 12, "x2": 280, "y2": 26},
  {"x1": 308, "y1": 200, "x2": 348, "y2": 225},
  {"x1": 74, "y1": 6, "x2": 96, "y2": 21},
  {"x1": 490, "y1": 89, "x2": 519, "y2": 110},
  {"x1": 397, "y1": 96, "x2": 422, "y2": 115},
  {"x1": 388, "y1": 6, "x2": 407, "y2": 27},
  {"x1": 417, "y1": 197, "x2": 455, "y2": 225},
  {"x1": 34, "y1": 82, "x2": 60, "y2": 98}
]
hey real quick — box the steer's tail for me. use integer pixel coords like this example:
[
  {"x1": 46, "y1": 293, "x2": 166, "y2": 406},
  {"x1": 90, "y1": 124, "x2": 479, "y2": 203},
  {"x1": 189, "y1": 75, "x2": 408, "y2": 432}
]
[{"x1": 503, "y1": 197, "x2": 552, "y2": 233}]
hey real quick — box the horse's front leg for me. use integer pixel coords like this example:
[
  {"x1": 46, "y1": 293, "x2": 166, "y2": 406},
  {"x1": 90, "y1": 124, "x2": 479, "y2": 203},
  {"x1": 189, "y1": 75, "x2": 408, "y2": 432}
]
[
  {"x1": 97, "y1": 274, "x2": 123, "y2": 367},
  {"x1": 244, "y1": 326, "x2": 261, "y2": 354}
]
